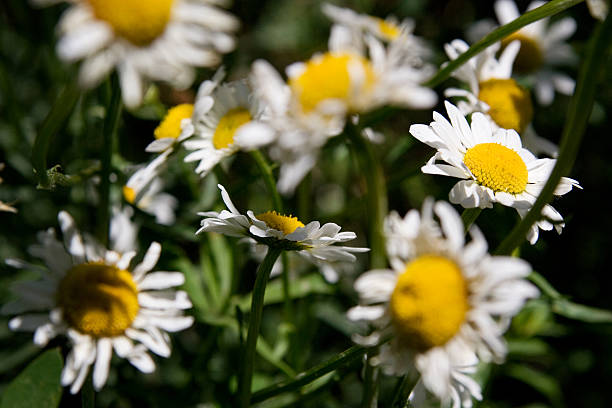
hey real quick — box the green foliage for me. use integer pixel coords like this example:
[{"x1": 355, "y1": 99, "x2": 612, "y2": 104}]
[{"x1": 0, "y1": 349, "x2": 63, "y2": 408}]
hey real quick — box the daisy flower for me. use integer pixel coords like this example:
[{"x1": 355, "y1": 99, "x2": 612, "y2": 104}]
[
  {"x1": 251, "y1": 11, "x2": 436, "y2": 194},
  {"x1": 444, "y1": 38, "x2": 557, "y2": 157},
  {"x1": 197, "y1": 184, "x2": 369, "y2": 266},
  {"x1": 348, "y1": 199, "x2": 538, "y2": 407},
  {"x1": 182, "y1": 72, "x2": 275, "y2": 177},
  {"x1": 493, "y1": 0, "x2": 577, "y2": 106},
  {"x1": 124, "y1": 154, "x2": 178, "y2": 225},
  {"x1": 35, "y1": 0, "x2": 239, "y2": 108},
  {"x1": 409, "y1": 101, "x2": 581, "y2": 244},
  {"x1": 2, "y1": 211, "x2": 193, "y2": 394}
]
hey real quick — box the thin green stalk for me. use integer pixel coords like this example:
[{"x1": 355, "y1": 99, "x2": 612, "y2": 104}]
[
  {"x1": 237, "y1": 246, "x2": 283, "y2": 408},
  {"x1": 32, "y1": 81, "x2": 80, "y2": 189},
  {"x1": 425, "y1": 0, "x2": 585, "y2": 88},
  {"x1": 461, "y1": 208, "x2": 482, "y2": 231},
  {"x1": 250, "y1": 344, "x2": 370, "y2": 404},
  {"x1": 97, "y1": 78, "x2": 122, "y2": 247},
  {"x1": 249, "y1": 149, "x2": 294, "y2": 322},
  {"x1": 361, "y1": 354, "x2": 379, "y2": 408},
  {"x1": 495, "y1": 11, "x2": 612, "y2": 255},
  {"x1": 347, "y1": 123, "x2": 387, "y2": 269},
  {"x1": 391, "y1": 373, "x2": 420, "y2": 408}
]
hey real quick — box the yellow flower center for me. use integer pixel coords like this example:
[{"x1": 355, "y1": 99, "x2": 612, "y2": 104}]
[
  {"x1": 501, "y1": 32, "x2": 544, "y2": 74},
  {"x1": 123, "y1": 186, "x2": 136, "y2": 204},
  {"x1": 212, "y1": 108, "x2": 252, "y2": 150},
  {"x1": 376, "y1": 19, "x2": 400, "y2": 40},
  {"x1": 154, "y1": 104, "x2": 194, "y2": 140},
  {"x1": 256, "y1": 211, "x2": 305, "y2": 235},
  {"x1": 57, "y1": 263, "x2": 139, "y2": 338},
  {"x1": 478, "y1": 78, "x2": 533, "y2": 134},
  {"x1": 87, "y1": 0, "x2": 174, "y2": 46},
  {"x1": 390, "y1": 255, "x2": 469, "y2": 351},
  {"x1": 289, "y1": 52, "x2": 377, "y2": 113},
  {"x1": 463, "y1": 143, "x2": 528, "y2": 194}
]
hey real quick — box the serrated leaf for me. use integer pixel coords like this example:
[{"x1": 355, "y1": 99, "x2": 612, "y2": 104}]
[{"x1": 0, "y1": 349, "x2": 63, "y2": 408}]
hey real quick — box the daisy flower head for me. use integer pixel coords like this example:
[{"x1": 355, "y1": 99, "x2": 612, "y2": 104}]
[
  {"x1": 348, "y1": 199, "x2": 539, "y2": 407},
  {"x1": 444, "y1": 38, "x2": 559, "y2": 157},
  {"x1": 124, "y1": 154, "x2": 178, "y2": 225},
  {"x1": 493, "y1": 0, "x2": 577, "y2": 106},
  {"x1": 197, "y1": 184, "x2": 369, "y2": 265},
  {"x1": 182, "y1": 71, "x2": 275, "y2": 177},
  {"x1": 145, "y1": 102, "x2": 196, "y2": 156},
  {"x1": 250, "y1": 14, "x2": 436, "y2": 194},
  {"x1": 37, "y1": 0, "x2": 240, "y2": 108},
  {"x1": 2, "y1": 211, "x2": 193, "y2": 394},
  {"x1": 409, "y1": 101, "x2": 581, "y2": 244}
]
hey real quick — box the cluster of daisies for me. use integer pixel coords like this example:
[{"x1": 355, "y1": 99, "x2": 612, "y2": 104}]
[{"x1": 3, "y1": 0, "x2": 590, "y2": 406}]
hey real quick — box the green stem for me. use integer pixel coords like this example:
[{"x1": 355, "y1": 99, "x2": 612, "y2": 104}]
[
  {"x1": 32, "y1": 81, "x2": 80, "y2": 189},
  {"x1": 460, "y1": 208, "x2": 482, "y2": 231},
  {"x1": 391, "y1": 373, "x2": 420, "y2": 408},
  {"x1": 495, "y1": 11, "x2": 612, "y2": 255},
  {"x1": 250, "y1": 344, "x2": 370, "y2": 404},
  {"x1": 237, "y1": 246, "x2": 283, "y2": 408},
  {"x1": 97, "y1": 77, "x2": 122, "y2": 247},
  {"x1": 425, "y1": 0, "x2": 585, "y2": 88},
  {"x1": 361, "y1": 354, "x2": 379, "y2": 408},
  {"x1": 347, "y1": 123, "x2": 387, "y2": 269},
  {"x1": 249, "y1": 149, "x2": 294, "y2": 322}
]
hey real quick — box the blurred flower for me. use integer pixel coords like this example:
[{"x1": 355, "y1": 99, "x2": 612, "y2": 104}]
[
  {"x1": 183, "y1": 71, "x2": 275, "y2": 177},
  {"x1": 348, "y1": 199, "x2": 538, "y2": 407},
  {"x1": 409, "y1": 101, "x2": 581, "y2": 244},
  {"x1": 467, "y1": 0, "x2": 577, "y2": 106},
  {"x1": 2, "y1": 211, "x2": 193, "y2": 394},
  {"x1": 197, "y1": 184, "x2": 368, "y2": 267},
  {"x1": 586, "y1": 0, "x2": 609, "y2": 20},
  {"x1": 34, "y1": 0, "x2": 239, "y2": 108},
  {"x1": 123, "y1": 155, "x2": 178, "y2": 225},
  {"x1": 444, "y1": 38, "x2": 557, "y2": 157},
  {"x1": 251, "y1": 7, "x2": 436, "y2": 194}
]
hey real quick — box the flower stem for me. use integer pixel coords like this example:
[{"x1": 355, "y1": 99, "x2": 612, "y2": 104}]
[
  {"x1": 391, "y1": 372, "x2": 420, "y2": 408},
  {"x1": 249, "y1": 150, "x2": 293, "y2": 322},
  {"x1": 250, "y1": 344, "x2": 370, "y2": 404},
  {"x1": 237, "y1": 246, "x2": 283, "y2": 408},
  {"x1": 495, "y1": 11, "x2": 612, "y2": 255},
  {"x1": 97, "y1": 77, "x2": 122, "y2": 247},
  {"x1": 32, "y1": 80, "x2": 80, "y2": 189},
  {"x1": 347, "y1": 123, "x2": 387, "y2": 269},
  {"x1": 361, "y1": 353, "x2": 379, "y2": 408},
  {"x1": 461, "y1": 208, "x2": 482, "y2": 231}
]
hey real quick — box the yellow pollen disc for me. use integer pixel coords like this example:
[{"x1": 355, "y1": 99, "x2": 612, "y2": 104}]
[
  {"x1": 212, "y1": 108, "x2": 252, "y2": 150},
  {"x1": 501, "y1": 32, "x2": 544, "y2": 74},
  {"x1": 376, "y1": 19, "x2": 400, "y2": 40},
  {"x1": 390, "y1": 255, "x2": 469, "y2": 351},
  {"x1": 463, "y1": 143, "x2": 528, "y2": 194},
  {"x1": 87, "y1": 0, "x2": 174, "y2": 46},
  {"x1": 289, "y1": 52, "x2": 377, "y2": 113},
  {"x1": 256, "y1": 211, "x2": 305, "y2": 235},
  {"x1": 123, "y1": 186, "x2": 136, "y2": 204},
  {"x1": 154, "y1": 104, "x2": 194, "y2": 140},
  {"x1": 57, "y1": 263, "x2": 139, "y2": 338},
  {"x1": 478, "y1": 78, "x2": 533, "y2": 134}
]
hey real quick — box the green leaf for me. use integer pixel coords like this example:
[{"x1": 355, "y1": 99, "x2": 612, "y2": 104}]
[
  {"x1": 551, "y1": 299, "x2": 612, "y2": 323},
  {"x1": 0, "y1": 349, "x2": 63, "y2": 408}
]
